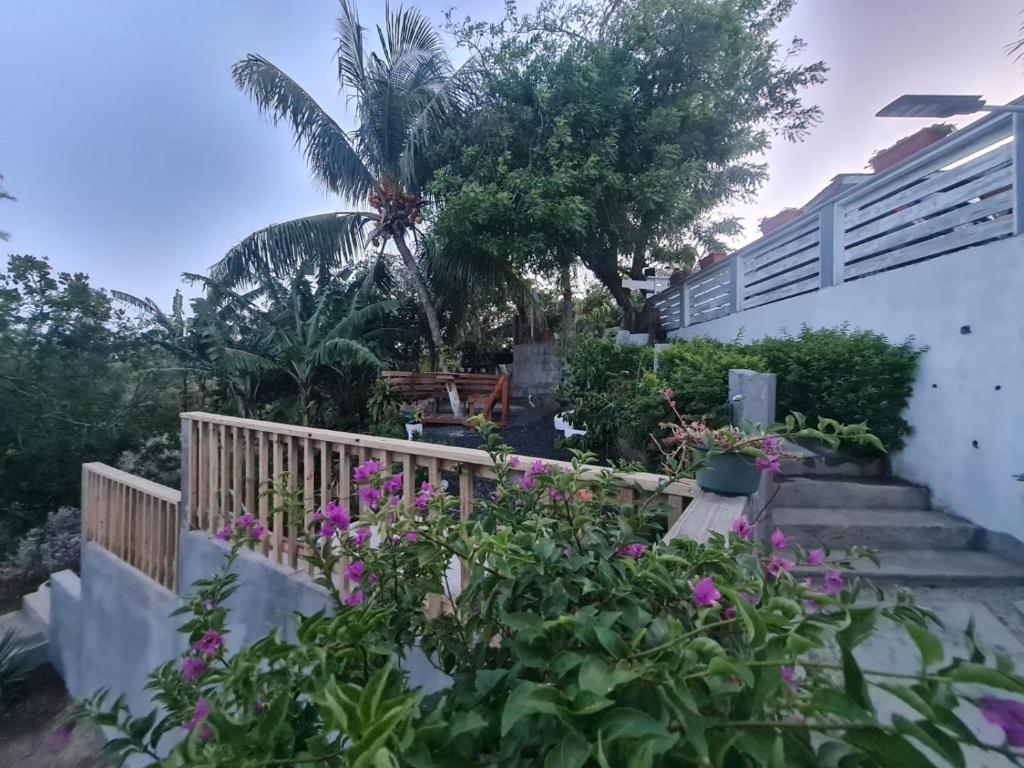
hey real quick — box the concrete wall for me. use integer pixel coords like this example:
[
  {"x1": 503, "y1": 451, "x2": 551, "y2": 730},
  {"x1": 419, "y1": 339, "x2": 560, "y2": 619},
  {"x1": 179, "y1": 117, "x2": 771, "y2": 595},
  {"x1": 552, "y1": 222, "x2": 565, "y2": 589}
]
[
  {"x1": 670, "y1": 237, "x2": 1024, "y2": 540},
  {"x1": 511, "y1": 342, "x2": 564, "y2": 398}
]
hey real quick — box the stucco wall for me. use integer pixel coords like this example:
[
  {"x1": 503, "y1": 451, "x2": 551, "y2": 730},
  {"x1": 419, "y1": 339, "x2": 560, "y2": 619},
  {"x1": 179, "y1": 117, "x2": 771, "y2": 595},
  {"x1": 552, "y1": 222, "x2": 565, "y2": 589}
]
[
  {"x1": 511, "y1": 342, "x2": 564, "y2": 398},
  {"x1": 669, "y1": 237, "x2": 1024, "y2": 539}
]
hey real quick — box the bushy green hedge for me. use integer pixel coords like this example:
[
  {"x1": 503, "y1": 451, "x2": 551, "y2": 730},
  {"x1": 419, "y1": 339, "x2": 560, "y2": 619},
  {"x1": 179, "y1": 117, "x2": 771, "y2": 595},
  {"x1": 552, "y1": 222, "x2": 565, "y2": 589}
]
[{"x1": 562, "y1": 327, "x2": 922, "y2": 465}]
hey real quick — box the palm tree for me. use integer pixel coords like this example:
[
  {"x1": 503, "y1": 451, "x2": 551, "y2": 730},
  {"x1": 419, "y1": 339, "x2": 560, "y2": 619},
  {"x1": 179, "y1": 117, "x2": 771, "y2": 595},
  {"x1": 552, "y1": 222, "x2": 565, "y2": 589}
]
[{"x1": 213, "y1": 1, "x2": 474, "y2": 404}]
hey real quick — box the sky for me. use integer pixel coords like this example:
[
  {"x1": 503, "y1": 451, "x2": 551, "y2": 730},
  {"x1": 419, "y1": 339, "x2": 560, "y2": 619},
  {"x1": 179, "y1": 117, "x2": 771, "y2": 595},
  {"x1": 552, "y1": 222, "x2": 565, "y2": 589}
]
[{"x1": 1, "y1": 0, "x2": 1022, "y2": 300}]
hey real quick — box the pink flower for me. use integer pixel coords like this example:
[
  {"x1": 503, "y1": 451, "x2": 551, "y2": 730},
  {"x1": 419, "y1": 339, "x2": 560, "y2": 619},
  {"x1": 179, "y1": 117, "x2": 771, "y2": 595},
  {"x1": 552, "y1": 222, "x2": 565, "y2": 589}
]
[
  {"x1": 980, "y1": 697, "x2": 1024, "y2": 746},
  {"x1": 353, "y1": 527, "x2": 371, "y2": 547},
  {"x1": 616, "y1": 543, "x2": 648, "y2": 560},
  {"x1": 193, "y1": 629, "x2": 224, "y2": 657},
  {"x1": 807, "y1": 549, "x2": 824, "y2": 566},
  {"x1": 529, "y1": 460, "x2": 546, "y2": 476},
  {"x1": 519, "y1": 476, "x2": 536, "y2": 491},
  {"x1": 181, "y1": 656, "x2": 206, "y2": 683},
  {"x1": 353, "y1": 461, "x2": 383, "y2": 483},
  {"x1": 508, "y1": 456, "x2": 520, "y2": 469},
  {"x1": 345, "y1": 561, "x2": 365, "y2": 582},
  {"x1": 345, "y1": 590, "x2": 365, "y2": 607},
  {"x1": 324, "y1": 502, "x2": 350, "y2": 530},
  {"x1": 693, "y1": 577, "x2": 721, "y2": 608},
  {"x1": 731, "y1": 516, "x2": 752, "y2": 541},
  {"x1": 739, "y1": 592, "x2": 760, "y2": 606},
  {"x1": 722, "y1": 606, "x2": 737, "y2": 620},
  {"x1": 766, "y1": 556, "x2": 794, "y2": 579},
  {"x1": 563, "y1": 548, "x2": 572, "y2": 558},
  {"x1": 367, "y1": 573, "x2": 379, "y2": 585},
  {"x1": 770, "y1": 529, "x2": 788, "y2": 549},
  {"x1": 762, "y1": 436, "x2": 781, "y2": 452},
  {"x1": 319, "y1": 521, "x2": 335, "y2": 539},
  {"x1": 358, "y1": 486, "x2": 382, "y2": 510},
  {"x1": 383, "y1": 473, "x2": 403, "y2": 494},
  {"x1": 756, "y1": 455, "x2": 782, "y2": 474},
  {"x1": 203, "y1": 599, "x2": 215, "y2": 612},
  {"x1": 250, "y1": 523, "x2": 266, "y2": 541},
  {"x1": 575, "y1": 489, "x2": 593, "y2": 502},
  {"x1": 824, "y1": 570, "x2": 844, "y2": 595},
  {"x1": 234, "y1": 513, "x2": 255, "y2": 530},
  {"x1": 184, "y1": 698, "x2": 212, "y2": 739},
  {"x1": 782, "y1": 666, "x2": 799, "y2": 692},
  {"x1": 215, "y1": 525, "x2": 232, "y2": 542},
  {"x1": 404, "y1": 532, "x2": 418, "y2": 543},
  {"x1": 549, "y1": 488, "x2": 565, "y2": 502}
]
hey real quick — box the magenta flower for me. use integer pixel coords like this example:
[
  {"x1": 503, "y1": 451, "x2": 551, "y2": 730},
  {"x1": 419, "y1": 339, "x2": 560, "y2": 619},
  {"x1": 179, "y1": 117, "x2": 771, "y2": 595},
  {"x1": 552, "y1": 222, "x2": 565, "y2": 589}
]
[
  {"x1": 549, "y1": 488, "x2": 565, "y2": 502},
  {"x1": 215, "y1": 525, "x2": 232, "y2": 542},
  {"x1": 980, "y1": 697, "x2": 1024, "y2": 746},
  {"x1": 616, "y1": 543, "x2": 648, "y2": 560},
  {"x1": 563, "y1": 548, "x2": 572, "y2": 558},
  {"x1": 184, "y1": 698, "x2": 212, "y2": 739},
  {"x1": 203, "y1": 599, "x2": 215, "y2": 612},
  {"x1": 345, "y1": 590, "x2": 365, "y2": 607},
  {"x1": 353, "y1": 461, "x2": 383, "y2": 483},
  {"x1": 824, "y1": 570, "x2": 844, "y2": 595},
  {"x1": 519, "y1": 476, "x2": 536, "y2": 491},
  {"x1": 312, "y1": 511, "x2": 323, "y2": 522},
  {"x1": 529, "y1": 460, "x2": 546, "y2": 476},
  {"x1": 181, "y1": 656, "x2": 206, "y2": 683},
  {"x1": 770, "y1": 529, "x2": 789, "y2": 549},
  {"x1": 416, "y1": 482, "x2": 437, "y2": 509},
  {"x1": 763, "y1": 436, "x2": 781, "y2": 452},
  {"x1": 319, "y1": 521, "x2": 336, "y2": 539},
  {"x1": 781, "y1": 666, "x2": 799, "y2": 692},
  {"x1": 353, "y1": 527, "x2": 371, "y2": 547},
  {"x1": 404, "y1": 532, "x2": 418, "y2": 543},
  {"x1": 756, "y1": 455, "x2": 782, "y2": 474},
  {"x1": 250, "y1": 523, "x2": 266, "y2": 541},
  {"x1": 722, "y1": 606, "x2": 737, "y2": 620},
  {"x1": 807, "y1": 549, "x2": 824, "y2": 566},
  {"x1": 367, "y1": 573, "x2": 379, "y2": 585},
  {"x1": 766, "y1": 556, "x2": 794, "y2": 579},
  {"x1": 345, "y1": 561, "x2": 365, "y2": 582},
  {"x1": 358, "y1": 486, "x2": 382, "y2": 510},
  {"x1": 234, "y1": 513, "x2": 255, "y2": 530},
  {"x1": 383, "y1": 472, "x2": 403, "y2": 494},
  {"x1": 693, "y1": 577, "x2": 721, "y2": 608},
  {"x1": 193, "y1": 629, "x2": 224, "y2": 657},
  {"x1": 508, "y1": 456, "x2": 520, "y2": 469},
  {"x1": 731, "y1": 516, "x2": 752, "y2": 541},
  {"x1": 324, "y1": 502, "x2": 350, "y2": 530}
]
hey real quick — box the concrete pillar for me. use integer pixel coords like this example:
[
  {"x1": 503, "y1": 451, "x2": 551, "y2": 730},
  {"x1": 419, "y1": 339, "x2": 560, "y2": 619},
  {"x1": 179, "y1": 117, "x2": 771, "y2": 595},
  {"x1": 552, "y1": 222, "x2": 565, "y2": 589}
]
[{"x1": 728, "y1": 369, "x2": 777, "y2": 428}]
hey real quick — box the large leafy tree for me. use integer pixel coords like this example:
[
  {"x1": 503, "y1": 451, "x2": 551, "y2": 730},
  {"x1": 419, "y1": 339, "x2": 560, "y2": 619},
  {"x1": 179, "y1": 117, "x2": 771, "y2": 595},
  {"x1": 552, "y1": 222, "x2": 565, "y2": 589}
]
[
  {"x1": 429, "y1": 0, "x2": 827, "y2": 320},
  {"x1": 213, "y1": 0, "x2": 473, "y2": 374}
]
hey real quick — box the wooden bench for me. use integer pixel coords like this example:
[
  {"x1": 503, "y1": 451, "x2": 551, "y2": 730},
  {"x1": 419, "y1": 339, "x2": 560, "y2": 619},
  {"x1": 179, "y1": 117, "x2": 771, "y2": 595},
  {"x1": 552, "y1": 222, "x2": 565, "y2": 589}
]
[{"x1": 381, "y1": 371, "x2": 512, "y2": 428}]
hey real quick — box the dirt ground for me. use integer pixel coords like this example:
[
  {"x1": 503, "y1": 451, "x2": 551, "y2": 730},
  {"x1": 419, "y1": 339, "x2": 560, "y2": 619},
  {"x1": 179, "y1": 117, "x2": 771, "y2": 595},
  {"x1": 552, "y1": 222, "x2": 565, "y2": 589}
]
[
  {"x1": 0, "y1": 665, "x2": 104, "y2": 768},
  {"x1": 421, "y1": 398, "x2": 570, "y2": 460},
  {"x1": 0, "y1": 569, "x2": 46, "y2": 616}
]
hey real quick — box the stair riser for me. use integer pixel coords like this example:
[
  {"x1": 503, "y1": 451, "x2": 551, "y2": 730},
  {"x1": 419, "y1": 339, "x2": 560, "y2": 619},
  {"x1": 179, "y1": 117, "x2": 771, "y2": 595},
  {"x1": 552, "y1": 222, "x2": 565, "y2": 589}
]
[
  {"x1": 796, "y1": 569, "x2": 1024, "y2": 588},
  {"x1": 774, "y1": 483, "x2": 929, "y2": 510},
  {"x1": 783, "y1": 523, "x2": 981, "y2": 551}
]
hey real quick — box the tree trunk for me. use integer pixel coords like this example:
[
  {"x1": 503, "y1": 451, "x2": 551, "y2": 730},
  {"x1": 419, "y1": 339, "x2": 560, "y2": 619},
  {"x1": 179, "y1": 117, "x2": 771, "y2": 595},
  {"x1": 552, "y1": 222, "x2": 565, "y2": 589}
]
[
  {"x1": 393, "y1": 232, "x2": 464, "y2": 417},
  {"x1": 559, "y1": 266, "x2": 574, "y2": 348}
]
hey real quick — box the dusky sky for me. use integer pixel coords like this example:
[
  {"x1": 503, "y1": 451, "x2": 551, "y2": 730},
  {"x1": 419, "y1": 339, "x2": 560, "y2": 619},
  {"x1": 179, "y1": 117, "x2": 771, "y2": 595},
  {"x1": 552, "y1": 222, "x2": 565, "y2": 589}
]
[{"x1": 1, "y1": 0, "x2": 1021, "y2": 298}]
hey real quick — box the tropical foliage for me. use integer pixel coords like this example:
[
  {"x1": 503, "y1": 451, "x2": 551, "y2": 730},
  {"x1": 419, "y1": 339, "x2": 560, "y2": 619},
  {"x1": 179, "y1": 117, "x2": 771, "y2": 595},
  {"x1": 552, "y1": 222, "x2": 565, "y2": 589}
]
[{"x1": 89, "y1": 423, "x2": 1024, "y2": 766}]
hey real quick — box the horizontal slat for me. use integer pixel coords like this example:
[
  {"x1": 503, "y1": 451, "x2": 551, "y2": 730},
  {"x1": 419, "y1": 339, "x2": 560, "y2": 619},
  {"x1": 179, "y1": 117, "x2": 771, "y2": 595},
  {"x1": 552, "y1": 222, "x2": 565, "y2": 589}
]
[
  {"x1": 743, "y1": 276, "x2": 820, "y2": 309},
  {"x1": 845, "y1": 215, "x2": 1014, "y2": 280},
  {"x1": 689, "y1": 274, "x2": 731, "y2": 302},
  {"x1": 844, "y1": 144, "x2": 1012, "y2": 229},
  {"x1": 83, "y1": 462, "x2": 181, "y2": 503},
  {"x1": 687, "y1": 270, "x2": 730, "y2": 296},
  {"x1": 742, "y1": 225, "x2": 820, "y2": 273},
  {"x1": 744, "y1": 259, "x2": 820, "y2": 298},
  {"x1": 689, "y1": 305, "x2": 730, "y2": 323},
  {"x1": 744, "y1": 243, "x2": 820, "y2": 285},
  {"x1": 690, "y1": 291, "x2": 730, "y2": 313},
  {"x1": 843, "y1": 189, "x2": 1013, "y2": 263}
]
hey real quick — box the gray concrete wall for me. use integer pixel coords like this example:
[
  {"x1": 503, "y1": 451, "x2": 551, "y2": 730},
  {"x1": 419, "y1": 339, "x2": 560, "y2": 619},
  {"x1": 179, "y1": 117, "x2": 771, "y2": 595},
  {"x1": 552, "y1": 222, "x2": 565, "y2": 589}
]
[
  {"x1": 48, "y1": 569, "x2": 82, "y2": 695},
  {"x1": 670, "y1": 237, "x2": 1024, "y2": 540},
  {"x1": 511, "y1": 342, "x2": 564, "y2": 398}
]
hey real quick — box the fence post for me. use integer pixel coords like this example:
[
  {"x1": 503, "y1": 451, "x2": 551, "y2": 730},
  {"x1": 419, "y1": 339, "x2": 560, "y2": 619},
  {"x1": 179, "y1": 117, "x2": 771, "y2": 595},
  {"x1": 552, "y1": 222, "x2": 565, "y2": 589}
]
[
  {"x1": 818, "y1": 201, "x2": 845, "y2": 287},
  {"x1": 681, "y1": 281, "x2": 691, "y2": 327},
  {"x1": 728, "y1": 369, "x2": 777, "y2": 428},
  {"x1": 1013, "y1": 113, "x2": 1024, "y2": 235},
  {"x1": 728, "y1": 256, "x2": 742, "y2": 313}
]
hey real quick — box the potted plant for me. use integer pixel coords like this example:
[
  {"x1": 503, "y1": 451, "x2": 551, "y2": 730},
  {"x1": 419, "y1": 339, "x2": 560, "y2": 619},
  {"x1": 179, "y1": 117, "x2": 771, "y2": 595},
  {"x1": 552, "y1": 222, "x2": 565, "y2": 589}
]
[{"x1": 400, "y1": 403, "x2": 425, "y2": 440}]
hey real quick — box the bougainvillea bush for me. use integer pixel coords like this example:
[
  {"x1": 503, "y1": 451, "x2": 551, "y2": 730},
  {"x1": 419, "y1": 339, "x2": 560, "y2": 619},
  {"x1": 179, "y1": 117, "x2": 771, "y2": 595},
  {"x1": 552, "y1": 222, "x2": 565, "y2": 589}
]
[{"x1": 88, "y1": 423, "x2": 1024, "y2": 766}]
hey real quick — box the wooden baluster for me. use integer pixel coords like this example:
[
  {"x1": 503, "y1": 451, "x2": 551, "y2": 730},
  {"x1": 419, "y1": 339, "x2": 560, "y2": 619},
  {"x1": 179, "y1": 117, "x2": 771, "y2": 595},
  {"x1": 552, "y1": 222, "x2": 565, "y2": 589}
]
[
  {"x1": 189, "y1": 420, "x2": 199, "y2": 528},
  {"x1": 207, "y1": 422, "x2": 219, "y2": 534},
  {"x1": 232, "y1": 426, "x2": 242, "y2": 517},
  {"x1": 402, "y1": 454, "x2": 415, "y2": 512},
  {"x1": 288, "y1": 436, "x2": 299, "y2": 568},
  {"x1": 244, "y1": 429, "x2": 256, "y2": 520},
  {"x1": 459, "y1": 465, "x2": 475, "y2": 588},
  {"x1": 197, "y1": 422, "x2": 208, "y2": 531},
  {"x1": 219, "y1": 424, "x2": 229, "y2": 528},
  {"x1": 258, "y1": 431, "x2": 269, "y2": 557},
  {"x1": 272, "y1": 435, "x2": 284, "y2": 564}
]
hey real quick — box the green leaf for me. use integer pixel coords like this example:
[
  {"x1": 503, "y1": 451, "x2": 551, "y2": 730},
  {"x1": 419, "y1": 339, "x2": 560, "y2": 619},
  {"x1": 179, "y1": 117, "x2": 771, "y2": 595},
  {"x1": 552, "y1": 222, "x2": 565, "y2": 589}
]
[
  {"x1": 837, "y1": 608, "x2": 878, "y2": 650},
  {"x1": 448, "y1": 710, "x2": 487, "y2": 739},
  {"x1": 544, "y1": 731, "x2": 592, "y2": 768},
  {"x1": 841, "y1": 647, "x2": 873, "y2": 713},
  {"x1": 578, "y1": 657, "x2": 639, "y2": 695},
  {"x1": 807, "y1": 689, "x2": 874, "y2": 723},
  {"x1": 904, "y1": 623, "x2": 943, "y2": 667},
  {"x1": 706, "y1": 655, "x2": 754, "y2": 688},
  {"x1": 500, "y1": 682, "x2": 566, "y2": 736},
  {"x1": 944, "y1": 662, "x2": 1024, "y2": 694},
  {"x1": 842, "y1": 728, "x2": 936, "y2": 768},
  {"x1": 892, "y1": 715, "x2": 965, "y2": 768}
]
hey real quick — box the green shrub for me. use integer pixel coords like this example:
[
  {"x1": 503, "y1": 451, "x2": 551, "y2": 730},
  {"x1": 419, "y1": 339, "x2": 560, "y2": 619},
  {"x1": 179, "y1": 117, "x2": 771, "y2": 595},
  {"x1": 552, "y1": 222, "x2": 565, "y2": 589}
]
[
  {"x1": 7, "y1": 506, "x2": 81, "y2": 576},
  {"x1": 657, "y1": 340, "x2": 766, "y2": 425},
  {"x1": 749, "y1": 326, "x2": 922, "y2": 451}
]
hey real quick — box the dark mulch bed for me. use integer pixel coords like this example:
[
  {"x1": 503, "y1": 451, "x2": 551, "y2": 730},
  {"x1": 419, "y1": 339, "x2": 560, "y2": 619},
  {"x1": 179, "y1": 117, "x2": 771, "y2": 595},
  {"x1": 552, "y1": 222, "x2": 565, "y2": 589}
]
[
  {"x1": 0, "y1": 570, "x2": 47, "y2": 616},
  {"x1": 418, "y1": 398, "x2": 571, "y2": 461},
  {"x1": 0, "y1": 665, "x2": 103, "y2": 768}
]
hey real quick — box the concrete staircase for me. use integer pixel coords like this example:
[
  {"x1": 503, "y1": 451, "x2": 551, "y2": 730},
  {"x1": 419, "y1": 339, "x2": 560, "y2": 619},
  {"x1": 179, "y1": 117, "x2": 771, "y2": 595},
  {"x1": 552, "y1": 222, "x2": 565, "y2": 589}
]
[
  {"x1": 0, "y1": 582, "x2": 50, "y2": 669},
  {"x1": 772, "y1": 475, "x2": 1024, "y2": 586}
]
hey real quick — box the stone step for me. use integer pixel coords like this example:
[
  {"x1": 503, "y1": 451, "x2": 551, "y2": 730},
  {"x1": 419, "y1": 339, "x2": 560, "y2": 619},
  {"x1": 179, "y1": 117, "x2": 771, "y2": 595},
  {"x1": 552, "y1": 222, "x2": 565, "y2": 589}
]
[
  {"x1": 796, "y1": 549, "x2": 1024, "y2": 587},
  {"x1": 772, "y1": 507, "x2": 981, "y2": 550},
  {"x1": 21, "y1": 582, "x2": 50, "y2": 631},
  {"x1": 773, "y1": 476, "x2": 929, "y2": 510}
]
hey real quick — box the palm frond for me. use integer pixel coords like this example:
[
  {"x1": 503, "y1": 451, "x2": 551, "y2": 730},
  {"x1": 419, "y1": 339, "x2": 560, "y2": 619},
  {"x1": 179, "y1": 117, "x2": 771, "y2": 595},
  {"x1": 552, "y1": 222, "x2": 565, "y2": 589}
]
[
  {"x1": 209, "y1": 346, "x2": 274, "y2": 375},
  {"x1": 332, "y1": 298, "x2": 402, "y2": 338},
  {"x1": 111, "y1": 290, "x2": 166, "y2": 321},
  {"x1": 335, "y1": 0, "x2": 367, "y2": 92},
  {"x1": 381, "y1": 3, "x2": 446, "y2": 67},
  {"x1": 210, "y1": 212, "x2": 375, "y2": 288},
  {"x1": 315, "y1": 337, "x2": 383, "y2": 369},
  {"x1": 232, "y1": 55, "x2": 374, "y2": 200}
]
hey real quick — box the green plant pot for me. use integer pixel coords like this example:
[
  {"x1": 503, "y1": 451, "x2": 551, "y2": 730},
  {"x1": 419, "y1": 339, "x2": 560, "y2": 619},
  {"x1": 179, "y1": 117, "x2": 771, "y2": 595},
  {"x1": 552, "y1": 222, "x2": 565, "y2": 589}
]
[{"x1": 695, "y1": 452, "x2": 760, "y2": 496}]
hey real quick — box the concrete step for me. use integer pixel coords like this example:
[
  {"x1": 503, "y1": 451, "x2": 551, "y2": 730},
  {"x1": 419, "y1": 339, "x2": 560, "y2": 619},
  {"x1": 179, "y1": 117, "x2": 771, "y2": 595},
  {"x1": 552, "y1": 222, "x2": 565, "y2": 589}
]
[
  {"x1": 773, "y1": 507, "x2": 981, "y2": 550},
  {"x1": 0, "y1": 608, "x2": 49, "y2": 670},
  {"x1": 21, "y1": 582, "x2": 50, "y2": 631},
  {"x1": 773, "y1": 476, "x2": 929, "y2": 510},
  {"x1": 796, "y1": 549, "x2": 1024, "y2": 587}
]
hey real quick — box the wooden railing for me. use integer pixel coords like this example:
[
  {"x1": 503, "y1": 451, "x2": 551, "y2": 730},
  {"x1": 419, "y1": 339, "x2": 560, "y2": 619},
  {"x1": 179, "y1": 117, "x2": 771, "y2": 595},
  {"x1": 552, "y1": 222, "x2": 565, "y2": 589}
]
[
  {"x1": 181, "y1": 412, "x2": 698, "y2": 574},
  {"x1": 81, "y1": 462, "x2": 180, "y2": 590},
  {"x1": 653, "y1": 107, "x2": 1022, "y2": 329}
]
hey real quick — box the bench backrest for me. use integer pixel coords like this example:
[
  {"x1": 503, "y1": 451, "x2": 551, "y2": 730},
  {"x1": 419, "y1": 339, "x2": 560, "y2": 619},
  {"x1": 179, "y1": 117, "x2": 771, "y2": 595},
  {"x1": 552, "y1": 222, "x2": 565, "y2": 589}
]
[{"x1": 381, "y1": 371, "x2": 502, "y2": 400}]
